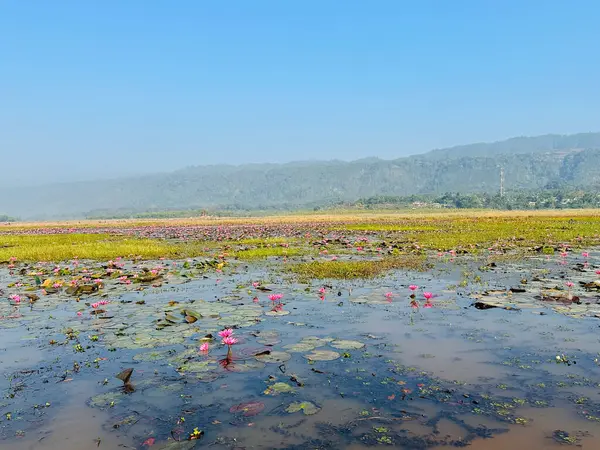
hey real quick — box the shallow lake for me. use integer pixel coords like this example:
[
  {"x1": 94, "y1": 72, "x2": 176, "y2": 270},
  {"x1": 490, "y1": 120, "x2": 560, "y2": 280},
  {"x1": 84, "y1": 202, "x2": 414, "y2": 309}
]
[{"x1": 1, "y1": 252, "x2": 600, "y2": 449}]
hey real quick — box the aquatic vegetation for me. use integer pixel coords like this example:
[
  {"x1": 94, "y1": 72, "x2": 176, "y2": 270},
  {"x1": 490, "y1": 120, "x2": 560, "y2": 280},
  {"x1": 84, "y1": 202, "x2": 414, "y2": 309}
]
[
  {"x1": 2, "y1": 211, "x2": 600, "y2": 449},
  {"x1": 288, "y1": 256, "x2": 426, "y2": 280}
]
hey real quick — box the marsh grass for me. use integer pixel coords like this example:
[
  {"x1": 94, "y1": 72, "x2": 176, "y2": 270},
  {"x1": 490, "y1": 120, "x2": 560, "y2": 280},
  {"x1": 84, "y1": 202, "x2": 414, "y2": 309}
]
[
  {"x1": 288, "y1": 255, "x2": 427, "y2": 280},
  {"x1": 402, "y1": 216, "x2": 600, "y2": 250},
  {"x1": 2, "y1": 210, "x2": 600, "y2": 262},
  {"x1": 232, "y1": 246, "x2": 313, "y2": 260},
  {"x1": 0, "y1": 234, "x2": 205, "y2": 262}
]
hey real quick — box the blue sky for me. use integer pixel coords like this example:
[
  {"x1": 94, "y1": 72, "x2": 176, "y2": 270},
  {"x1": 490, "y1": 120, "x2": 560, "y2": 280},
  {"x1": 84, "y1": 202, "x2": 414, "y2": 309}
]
[{"x1": 1, "y1": 1, "x2": 599, "y2": 185}]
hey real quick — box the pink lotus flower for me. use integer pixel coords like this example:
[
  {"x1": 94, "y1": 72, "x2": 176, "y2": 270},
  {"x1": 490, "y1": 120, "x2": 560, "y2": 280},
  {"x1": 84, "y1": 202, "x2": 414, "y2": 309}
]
[
  {"x1": 566, "y1": 281, "x2": 574, "y2": 288},
  {"x1": 222, "y1": 336, "x2": 238, "y2": 346},
  {"x1": 385, "y1": 292, "x2": 393, "y2": 299},
  {"x1": 77, "y1": 311, "x2": 83, "y2": 316},
  {"x1": 200, "y1": 342, "x2": 209, "y2": 352},
  {"x1": 218, "y1": 328, "x2": 234, "y2": 338},
  {"x1": 409, "y1": 285, "x2": 418, "y2": 291},
  {"x1": 318, "y1": 287, "x2": 326, "y2": 294},
  {"x1": 331, "y1": 256, "x2": 338, "y2": 261},
  {"x1": 423, "y1": 292, "x2": 433, "y2": 300},
  {"x1": 596, "y1": 270, "x2": 600, "y2": 275},
  {"x1": 582, "y1": 252, "x2": 589, "y2": 258},
  {"x1": 560, "y1": 252, "x2": 568, "y2": 258},
  {"x1": 9, "y1": 294, "x2": 21, "y2": 303},
  {"x1": 253, "y1": 296, "x2": 259, "y2": 303},
  {"x1": 91, "y1": 302, "x2": 99, "y2": 308},
  {"x1": 252, "y1": 282, "x2": 259, "y2": 288}
]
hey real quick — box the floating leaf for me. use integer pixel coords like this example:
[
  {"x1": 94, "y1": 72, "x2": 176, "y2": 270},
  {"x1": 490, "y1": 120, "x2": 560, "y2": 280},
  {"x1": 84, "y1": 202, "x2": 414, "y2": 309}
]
[
  {"x1": 255, "y1": 330, "x2": 281, "y2": 345},
  {"x1": 265, "y1": 309, "x2": 290, "y2": 316},
  {"x1": 330, "y1": 339, "x2": 365, "y2": 350},
  {"x1": 285, "y1": 401, "x2": 320, "y2": 415},
  {"x1": 255, "y1": 351, "x2": 291, "y2": 364},
  {"x1": 304, "y1": 350, "x2": 340, "y2": 361},
  {"x1": 283, "y1": 342, "x2": 316, "y2": 353},
  {"x1": 299, "y1": 336, "x2": 333, "y2": 348},
  {"x1": 229, "y1": 401, "x2": 265, "y2": 416},
  {"x1": 263, "y1": 382, "x2": 295, "y2": 395}
]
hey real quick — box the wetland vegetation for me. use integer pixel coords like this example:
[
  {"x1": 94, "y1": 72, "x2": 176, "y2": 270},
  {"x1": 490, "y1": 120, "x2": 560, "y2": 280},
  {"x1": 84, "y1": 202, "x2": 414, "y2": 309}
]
[{"x1": 2, "y1": 210, "x2": 600, "y2": 449}]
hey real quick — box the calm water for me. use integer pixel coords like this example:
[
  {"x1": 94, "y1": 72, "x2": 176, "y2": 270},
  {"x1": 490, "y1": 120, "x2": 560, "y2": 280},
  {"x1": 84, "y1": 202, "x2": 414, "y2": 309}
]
[{"x1": 2, "y1": 254, "x2": 600, "y2": 449}]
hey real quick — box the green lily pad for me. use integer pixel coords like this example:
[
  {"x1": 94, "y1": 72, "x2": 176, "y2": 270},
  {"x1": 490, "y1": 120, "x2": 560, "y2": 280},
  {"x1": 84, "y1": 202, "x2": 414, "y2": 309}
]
[
  {"x1": 255, "y1": 351, "x2": 291, "y2": 364},
  {"x1": 226, "y1": 359, "x2": 266, "y2": 373},
  {"x1": 263, "y1": 382, "x2": 295, "y2": 395},
  {"x1": 265, "y1": 310, "x2": 290, "y2": 316},
  {"x1": 133, "y1": 350, "x2": 174, "y2": 362},
  {"x1": 177, "y1": 360, "x2": 217, "y2": 374},
  {"x1": 285, "y1": 401, "x2": 321, "y2": 415},
  {"x1": 299, "y1": 336, "x2": 333, "y2": 348},
  {"x1": 304, "y1": 350, "x2": 340, "y2": 361},
  {"x1": 283, "y1": 342, "x2": 316, "y2": 353},
  {"x1": 330, "y1": 339, "x2": 365, "y2": 350},
  {"x1": 255, "y1": 330, "x2": 281, "y2": 345},
  {"x1": 88, "y1": 391, "x2": 123, "y2": 408}
]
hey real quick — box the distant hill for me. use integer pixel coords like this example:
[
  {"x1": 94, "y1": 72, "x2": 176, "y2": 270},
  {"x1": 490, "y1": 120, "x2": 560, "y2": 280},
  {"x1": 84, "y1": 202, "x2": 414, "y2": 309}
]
[{"x1": 3, "y1": 132, "x2": 600, "y2": 219}]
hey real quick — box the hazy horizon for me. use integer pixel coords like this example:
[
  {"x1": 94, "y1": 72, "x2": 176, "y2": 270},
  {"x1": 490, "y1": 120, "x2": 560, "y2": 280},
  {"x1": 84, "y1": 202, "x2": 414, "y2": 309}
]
[{"x1": 2, "y1": 1, "x2": 600, "y2": 187}]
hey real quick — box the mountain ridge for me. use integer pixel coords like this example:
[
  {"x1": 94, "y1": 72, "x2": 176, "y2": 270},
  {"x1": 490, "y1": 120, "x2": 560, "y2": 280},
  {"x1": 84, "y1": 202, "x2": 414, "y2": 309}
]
[{"x1": 3, "y1": 132, "x2": 600, "y2": 219}]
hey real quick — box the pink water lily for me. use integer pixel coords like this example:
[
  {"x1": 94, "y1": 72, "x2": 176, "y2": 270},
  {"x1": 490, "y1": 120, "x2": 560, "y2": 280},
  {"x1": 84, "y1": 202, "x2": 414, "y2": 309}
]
[
  {"x1": 218, "y1": 328, "x2": 234, "y2": 338},
  {"x1": 566, "y1": 281, "x2": 574, "y2": 288},
  {"x1": 222, "y1": 336, "x2": 238, "y2": 346},
  {"x1": 9, "y1": 294, "x2": 21, "y2": 303},
  {"x1": 200, "y1": 342, "x2": 209, "y2": 353},
  {"x1": 582, "y1": 252, "x2": 589, "y2": 258},
  {"x1": 385, "y1": 292, "x2": 393, "y2": 299},
  {"x1": 409, "y1": 285, "x2": 418, "y2": 291},
  {"x1": 423, "y1": 292, "x2": 433, "y2": 300}
]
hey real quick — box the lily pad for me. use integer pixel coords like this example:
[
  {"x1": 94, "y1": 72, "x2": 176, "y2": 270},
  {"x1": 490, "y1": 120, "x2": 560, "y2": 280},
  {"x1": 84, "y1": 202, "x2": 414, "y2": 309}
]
[
  {"x1": 265, "y1": 309, "x2": 290, "y2": 316},
  {"x1": 283, "y1": 342, "x2": 316, "y2": 353},
  {"x1": 177, "y1": 360, "x2": 217, "y2": 374},
  {"x1": 229, "y1": 401, "x2": 265, "y2": 416},
  {"x1": 263, "y1": 382, "x2": 295, "y2": 395},
  {"x1": 285, "y1": 401, "x2": 320, "y2": 415},
  {"x1": 304, "y1": 350, "x2": 340, "y2": 361},
  {"x1": 255, "y1": 351, "x2": 291, "y2": 364},
  {"x1": 330, "y1": 339, "x2": 365, "y2": 350},
  {"x1": 225, "y1": 359, "x2": 266, "y2": 373},
  {"x1": 299, "y1": 336, "x2": 333, "y2": 348},
  {"x1": 255, "y1": 330, "x2": 281, "y2": 345},
  {"x1": 89, "y1": 391, "x2": 123, "y2": 408}
]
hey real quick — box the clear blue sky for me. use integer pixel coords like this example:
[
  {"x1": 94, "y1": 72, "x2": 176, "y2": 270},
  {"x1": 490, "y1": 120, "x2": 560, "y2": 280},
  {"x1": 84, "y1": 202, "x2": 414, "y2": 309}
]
[{"x1": 1, "y1": 0, "x2": 599, "y2": 185}]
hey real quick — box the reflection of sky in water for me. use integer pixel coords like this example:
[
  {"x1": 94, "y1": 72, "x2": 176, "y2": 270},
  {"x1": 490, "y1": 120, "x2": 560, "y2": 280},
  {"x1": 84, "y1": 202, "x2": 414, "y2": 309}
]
[{"x1": 2, "y1": 256, "x2": 600, "y2": 449}]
